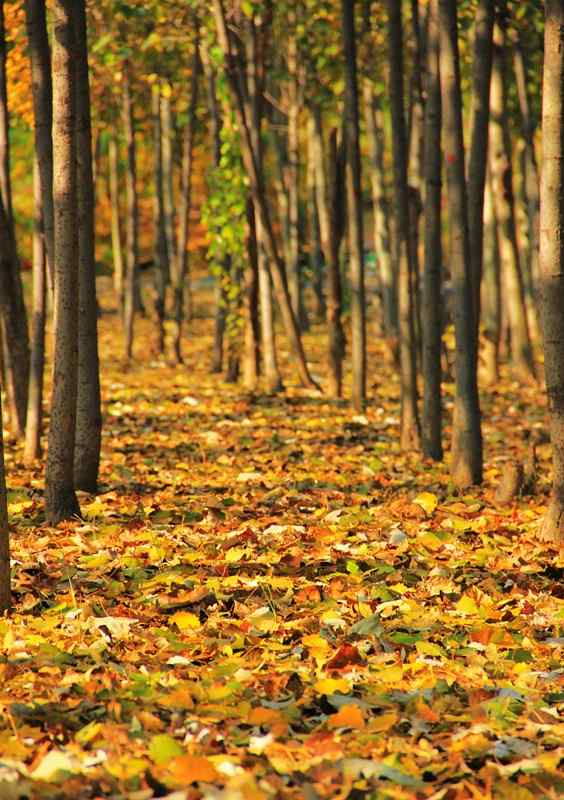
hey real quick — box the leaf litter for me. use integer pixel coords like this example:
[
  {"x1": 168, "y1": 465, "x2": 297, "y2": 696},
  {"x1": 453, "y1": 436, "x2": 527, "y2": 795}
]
[{"x1": 1, "y1": 309, "x2": 563, "y2": 800}]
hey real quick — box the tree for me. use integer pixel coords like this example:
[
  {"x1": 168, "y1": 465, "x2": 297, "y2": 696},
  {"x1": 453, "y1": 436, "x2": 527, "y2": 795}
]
[
  {"x1": 438, "y1": 0, "x2": 482, "y2": 487},
  {"x1": 122, "y1": 61, "x2": 138, "y2": 362},
  {"x1": 421, "y1": 0, "x2": 442, "y2": 461},
  {"x1": 342, "y1": 0, "x2": 366, "y2": 414},
  {"x1": 539, "y1": 0, "x2": 564, "y2": 544},
  {"x1": 74, "y1": 0, "x2": 101, "y2": 493},
  {"x1": 386, "y1": 0, "x2": 420, "y2": 450},
  {"x1": 45, "y1": 0, "x2": 80, "y2": 524}
]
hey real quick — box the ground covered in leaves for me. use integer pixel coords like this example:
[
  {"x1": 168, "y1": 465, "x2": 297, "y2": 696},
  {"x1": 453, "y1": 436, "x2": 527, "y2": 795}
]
[{"x1": 1, "y1": 293, "x2": 563, "y2": 799}]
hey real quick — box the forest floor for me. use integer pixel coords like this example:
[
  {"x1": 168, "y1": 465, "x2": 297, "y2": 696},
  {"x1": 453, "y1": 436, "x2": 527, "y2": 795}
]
[{"x1": 1, "y1": 284, "x2": 563, "y2": 800}]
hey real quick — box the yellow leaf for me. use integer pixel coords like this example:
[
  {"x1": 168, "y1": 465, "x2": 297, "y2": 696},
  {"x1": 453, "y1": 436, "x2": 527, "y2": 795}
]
[
  {"x1": 376, "y1": 665, "x2": 404, "y2": 683},
  {"x1": 328, "y1": 704, "x2": 365, "y2": 729},
  {"x1": 455, "y1": 595, "x2": 479, "y2": 615},
  {"x1": 413, "y1": 492, "x2": 438, "y2": 515},
  {"x1": 314, "y1": 678, "x2": 351, "y2": 695},
  {"x1": 369, "y1": 711, "x2": 398, "y2": 732},
  {"x1": 225, "y1": 546, "x2": 246, "y2": 563},
  {"x1": 415, "y1": 641, "x2": 443, "y2": 657},
  {"x1": 170, "y1": 611, "x2": 201, "y2": 630}
]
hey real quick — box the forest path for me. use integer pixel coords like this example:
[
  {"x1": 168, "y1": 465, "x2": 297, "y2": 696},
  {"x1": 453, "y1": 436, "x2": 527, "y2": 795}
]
[{"x1": 2, "y1": 293, "x2": 562, "y2": 799}]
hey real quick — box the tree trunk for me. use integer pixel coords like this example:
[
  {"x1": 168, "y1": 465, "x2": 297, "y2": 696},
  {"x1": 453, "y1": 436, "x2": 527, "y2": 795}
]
[
  {"x1": 24, "y1": 0, "x2": 54, "y2": 292},
  {"x1": 513, "y1": 32, "x2": 541, "y2": 338},
  {"x1": 363, "y1": 81, "x2": 396, "y2": 346},
  {"x1": 482, "y1": 169, "x2": 501, "y2": 384},
  {"x1": 161, "y1": 85, "x2": 176, "y2": 282},
  {"x1": 286, "y1": 6, "x2": 303, "y2": 328},
  {"x1": 467, "y1": 0, "x2": 494, "y2": 334},
  {"x1": 342, "y1": 0, "x2": 366, "y2": 413},
  {"x1": 152, "y1": 82, "x2": 167, "y2": 355},
  {"x1": 45, "y1": 0, "x2": 80, "y2": 524},
  {"x1": 386, "y1": 0, "x2": 420, "y2": 450},
  {"x1": 306, "y1": 122, "x2": 325, "y2": 321},
  {"x1": 539, "y1": 0, "x2": 564, "y2": 544},
  {"x1": 0, "y1": 1, "x2": 13, "y2": 225},
  {"x1": 73, "y1": 0, "x2": 101, "y2": 493},
  {"x1": 24, "y1": 158, "x2": 46, "y2": 464},
  {"x1": 0, "y1": 392, "x2": 9, "y2": 611},
  {"x1": 438, "y1": 0, "x2": 482, "y2": 487},
  {"x1": 108, "y1": 135, "x2": 125, "y2": 312},
  {"x1": 421, "y1": 0, "x2": 442, "y2": 461},
  {"x1": 173, "y1": 45, "x2": 201, "y2": 364},
  {"x1": 213, "y1": 0, "x2": 317, "y2": 391},
  {"x1": 490, "y1": 12, "x2": 535, "y2": 380},
  {"x1": 122, "y1": 63, "x2": 138, "y2": 361},
  {"x1": 243, "y1": 198, "x2": 260, "y2": 390}
]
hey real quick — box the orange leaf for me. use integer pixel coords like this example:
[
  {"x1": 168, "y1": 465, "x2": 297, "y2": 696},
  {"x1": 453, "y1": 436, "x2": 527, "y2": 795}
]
[
  {"x1": 328, "y1": 704, "x2": 365, "y2": 730},
  {"x1": 170, "y1": 755, "x2": 219, "y2": 784},
  {"x1": 325, "y1": 644, "x2": 364, "y2": 671}
]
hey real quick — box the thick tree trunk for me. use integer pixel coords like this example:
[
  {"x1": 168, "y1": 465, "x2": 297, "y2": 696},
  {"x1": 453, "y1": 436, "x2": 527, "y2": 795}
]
[
  {"x1": 0, "y1": 393, "x2": 9, "y2": 611},
  {"x1": 421, "y1": 0, "x2": 442, "y2": 461},
  {"x1": 122, "y1": 63, "x2": 138, "y2": 361},
  {"x1": 24, "y1": 0, "x2": 54, "y2": 290},
  {"x1": 213, "y1": 0, "x2": 318, "y2": 391},
  {"x1": 490, "y1": 14, "x2": 535, "y2": 380},
  {"x1": 386, "y1": 0, "x2": 420, "y2": 450},
  {"x1": 466, "y1": 0, "x2": 494, "y2": 334},
  {"x1": 24, "y1": 158, "x2": 46, "y2": 464},
  {"x1": 173, "y1": 45, "x2": 201, "y2": 364},
  {"x1": 363, "y1": 81, "x2": 396, "y2": 346},
  {"x1": 108, "y1": 135, "x2": 125, "y2": 312},
  {"x1": 342, "y1": 0, "x2": 366, "y2": 413},
  {"x1": 45, "y1": 0, "x2": 80, "y2": 523},
  {"x1": 152, "y1": 82, "x2": 167, "y2": 355},
  {"x1": 539, "y1": 0, "x2": 564, "y2": 544},
  {"x1": 73, "y1": 0, "x2": 101, "y2": 493},
  {"x1": 482, "y1": 170, "x2": 501, "y2": 384},
  {"x1": 438, "y1": 0, "x2": 482, "y2": 487},
  {"x1": 0, "y1": 1, "x2": 12, "y2": 225}
]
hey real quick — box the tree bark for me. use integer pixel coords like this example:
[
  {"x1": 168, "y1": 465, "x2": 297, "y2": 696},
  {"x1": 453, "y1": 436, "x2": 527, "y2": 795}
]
[
  {"x1": 421, "y1": 0, "x2": 443, "y2": 461},
  {"x1": 438, "y1": 0, "x2": 482, "y2": 487},
  {"x1": 73, "y1": 0, "x2": 101, "y2": 493},
  {"x1": 161, "y1": 85, "x2": 176, "y2": 281},
  {"x1": 482, "y1": 169, "x2": 501, "y2": 384},
  {"x1": 490, "y1": 11, "x2": 535, "y2": 379},
  {"x1": 212, "y1": 0, "x2": 318, "y2": 391},
  {"x1": 0, "y1": 392, "x2": 9, "y2": 611},
  {"x1": 306, "y1": 121, "x2": 325, "y2": 321},
  {"x1": 152, "y1": 82, "x2": 167, "y2": 355},
  {"x1": 45, "y1": 0, "x2": 81, "y2": 524},
  {"x1": 24, "y1": 158, "x2": 46, "y2": 464},
  {"x1": 386, "y1": 0, "x2": 420, "y2": 450},
  {"x1": 286, "y1": 6, "x2": 303, "y2": 328},
  {"x1": 363, "y1": 81, "x2": 396, "y2": 346},
  {"x1": 539, "y1": 0, "x2": 564, "y2": 544},
  {"x1": 0, "y1": 1, "x2": 13, "y2": 225},
  {"x1": 342, "y1": 0, "x2": 366, "y2": 413},
  {"x1": 243, "y1": 198, "x2": 260, "y2": 390},
  {"x1": 122, "y1": 62, "x2": 138, "y2": 362},
  {"x1": 466, "y1": 0, "x2": 494, "y2": 335},
  {"x1": 24, "y1": 0, "x2": 54, "y2": 290},
  {"x1": 108, "y1": 135, "x2": 125, "y2": 312},
  {"x1": 173, "y1": 45, "x2": 201, "y2": 364}
]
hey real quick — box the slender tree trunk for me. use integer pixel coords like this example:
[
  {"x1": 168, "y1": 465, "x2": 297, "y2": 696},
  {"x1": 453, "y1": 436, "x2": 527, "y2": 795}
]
[
  {"x1": 310, "y1": 107, "x2": 345, "y2": 396},
  {"x1": 306, "y1": 124, "x2": 325, "y2": 321},
  {"x1": 173, "y1": 45, "x2": 201, "y2": 364},
  {"x1": 286, "y1": 6, "x2": 302, "y2": 328},
  {"x1": 439, "y1": 0, "x2": 482, "y2": 487},
  {"x1": 0, "y1": 392, "x2": 9, "y2": 611},
  {"x1": 342, "y1": 0, "x2": 366, "y2": 412},
  {"x1": 421, "y1": 0, "x2": 442, "y2": 461},
  {"x1": 24, "y1": 158, "x2": 46, "y2": 463},
  {"x1": 122, "y1": 63, "x2": 138, "y2": 361},
  {"x1": 45, "y1": 0, "x2": 80, "y2": 523},
  {"x1": 539, "y1": 0, "x2": 564, "y2": 543},
  {"x1": 212, "y1": 280, "x2": 226, "y2": 373},
  {"x1": 213, "y1": 0, "x2": 317, "y2": 391},
  {"x1": 514, "y1": 33, "x2": 541, "y2": 339},
  {"x1": 363, "y1": 81, "x2": 396, "y2": 347},
  {"x1": 152, "y1": 82, "x2": 167, "y2": 355},
  {"x1": 243, "y1": 199, "x2": 260, "y2": 390},
  {"x1": 386, "y1": 0, "x2": 420, "y2": 450},
  {"x1": 73, "y1": 0, "x2": 101, "y2": 493},
  {"x1": 482, "y1": 169, "x2": 501, "y2": 384},
  {"x1": 108, "y1": 135, "x2": 125, "y2": 312},
  {"x1": 467, "y1": 0, "x2": 494, "y2": 335},
  {"x1": 490, "y1": 13, "x2": 535, "y2": 379},
  {"x1": 161, "y1": 85, "x2": 175, "y2": 282}
]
